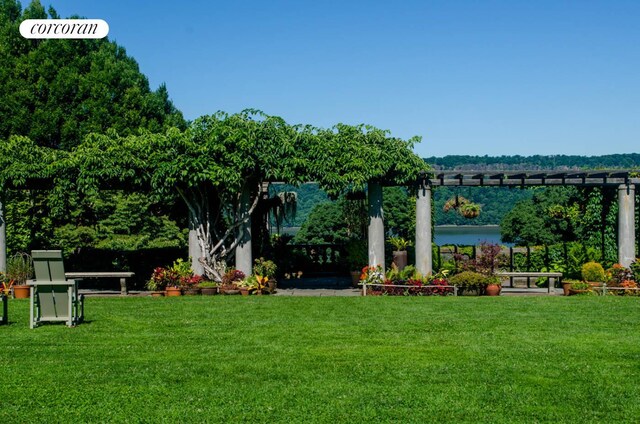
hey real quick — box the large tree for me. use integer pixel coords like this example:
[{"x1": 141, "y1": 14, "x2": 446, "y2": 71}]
[
  {"x1": 65, "y1": 112, "x2": 427, "y2": 280},
  {"x1": 0, "y1": 0, "x2": 185, "y2": 149},
  {"x1": 0, "y1": 0, "x2": 187, "y2": 257}
]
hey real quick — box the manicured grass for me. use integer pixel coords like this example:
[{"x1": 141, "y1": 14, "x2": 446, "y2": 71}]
[{"x1": 2, "y1": 296, "x2": 640, "y2": 423}]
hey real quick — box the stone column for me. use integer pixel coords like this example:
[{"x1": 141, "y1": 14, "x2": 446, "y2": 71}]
[
  {"x1": 235, "y1": 187, "x2": 252, "y2": 275},
  {"x1": 188, "y1": 209, "x2": 204, "y2": 276},
  {"x1": 415, "y1": 181, "x2": 433, "y2": 276},
  {"x1": 618, "y1": 184, "x2": 636, "y2": 267},
  {"x1": 367, "y1": 182, "x2": 385, "y2": 271},
  {"x1": 0, "y1": 197, "x2": 6, "y2": 273}
]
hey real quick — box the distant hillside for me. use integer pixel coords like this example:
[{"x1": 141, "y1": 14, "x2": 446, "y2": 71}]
[{"x1": 425, "y1": 154, "x2": 640, "y2": 171}]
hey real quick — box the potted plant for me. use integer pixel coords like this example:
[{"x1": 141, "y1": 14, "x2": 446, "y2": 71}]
[
  {"x1": 249, "y1": 275, "x2": 270, "y2": 295},
  {"x1": 253, "y1": 258, "x2": 277, "y2": 292},
  {"x1": 484, "y1": 275, "x2": 502, "y2": 296},
  {"x1": 388, "y1": 236, "x2": 412, "y2": 271},
  {"x1": 236, "y1": 278, "x2": 252, "y2": 296},
  {"x1": 146, "y1": 267, "x2": 173, "y2": 296},
  {"x1": 605, "y1": 264, "x2": 633, "y2": 288},
  {"x1": 360, "y1": 265, "x2": 384, "y2": 295},
  {"x1": 1, "y1": 273, "x2": 14, "y2": 297},
  {"x1": 459, "y1": 203, "x2": 481, "y2": 219},
  {"x1": 198, "y1": 281, "x2": 219, "y2": 295},
  {"x1": 221, "y1": 269, "x2": 245, "y2": 294},
  {"x1": 581, "y1": 261, "x2": 606, "y2": 288},
  {"x1": 561, "y1": 279, "x2": 579, "y2": 296},
  {"x1": 7, "y1": 252, "x2": 33, "y2": 299},
  {"x1": 168, "y1": 258, "x2": 194, "y2": 296},
  {"x1": 568, "y1": 281, "x2": 591, "y2": 295},
  {"x1": 345, "y1": 240, "x2": 368, "y2": 287},
  {"x1": 443, "y1": 195, "x2": 470, "y2": 212},
  {"x1": 183, "y1": 275, "x2": 204, "y2": 295}
]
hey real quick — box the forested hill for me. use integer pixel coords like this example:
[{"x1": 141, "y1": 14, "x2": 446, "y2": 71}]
[
  {"x1": 285, "y1": 153, "x2": 640, "y2": 230},
  {"x1": 425, "y1": 154, "x2": 640, "y2": 170}
]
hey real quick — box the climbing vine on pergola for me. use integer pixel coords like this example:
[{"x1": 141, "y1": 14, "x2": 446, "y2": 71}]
[{"x1": 0, "y1": 110, "x2": 428, "y2": 280}]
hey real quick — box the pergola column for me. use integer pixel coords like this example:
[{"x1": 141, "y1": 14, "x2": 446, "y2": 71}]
[
  {"x1": 415, "y1": 180, "x2": 433, "y2": 276},
  {"x1": 367, "y1": 181, "x2": 385, "y2": 271},
  {"x1": 0, "y1": 197, "x2": 6, "y2": 273},
  {"x1": 235, "y1": 187, "x2": 253, "y2": 275},
  {"x1": 618, "y1": 184, "x2": 636, "y2": 267},
  {"x1": 188, "y1": 209, "x2": 204, "y2": 276}
]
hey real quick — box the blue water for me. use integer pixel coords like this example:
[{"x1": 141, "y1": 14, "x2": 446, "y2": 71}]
[{"x1": 434, "y1": 226, "x2": 510, "y2": 246}]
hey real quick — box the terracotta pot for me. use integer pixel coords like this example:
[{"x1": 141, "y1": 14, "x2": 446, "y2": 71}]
[
  {"x1": 460, "y1": 287, "x2": 480, "y2": 296},
  {"x1": 350, "y1": 271, "x2": 361, "y2": 287},
  {"x1": 201, "y1": 287, "x2": 218, "y2": 296},
  {"x1": 267, "y1": 281, "x2": 277, "y2": 293},
  {"x1": 569, "y1": 289, "x2": 590, "y2": 296},
  {"x1": 562, "y1": 282, "x2": 572, "y2": 296},
  {"x1": 392, "y1": 251, "x2": 408, "y2": 270},
  {"x1": 485, "y1": 284, "x2": 501, "y2": 296},
  {"x1": 165, "y1": 287, "x2": 182, "y2": 297},
  {"x1": 239, "y1": 287, "x2": 249, "y2": 296},
  {"x1": 150, "y1": 291, "x2": 165, "y2": 297},
  {"x1": 13, "y1": 285, "x2": 30, "y2": 299},
  {"x1": 184, "y1": 288, "x2": 201, "y2": 296}
]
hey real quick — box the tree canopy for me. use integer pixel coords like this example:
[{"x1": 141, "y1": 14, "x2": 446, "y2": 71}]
[
  {"x1": 0, "y1": 0, "x2": 185, "y2": 149},
  {"x1": 58, "y1": 111, "x2": 427, "y2": 279}
]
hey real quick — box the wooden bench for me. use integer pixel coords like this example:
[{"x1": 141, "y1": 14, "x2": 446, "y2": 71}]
[
  {"x1": 65, "y1": 272, "x2": 135, "y2": 296},
  {"x1": 496, "y1": 272, "x2": 563, "y2": 294}
]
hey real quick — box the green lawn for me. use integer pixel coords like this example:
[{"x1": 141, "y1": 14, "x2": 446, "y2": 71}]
[{"x1": 2, "y1": 296, "x2": 640, "y2": 423}]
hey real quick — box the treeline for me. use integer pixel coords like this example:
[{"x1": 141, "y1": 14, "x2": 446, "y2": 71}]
[{"x1": 425, "y1": 154, "x2": 640, "y2": 171}]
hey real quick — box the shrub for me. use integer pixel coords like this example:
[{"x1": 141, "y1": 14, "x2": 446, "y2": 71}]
[
  {"x1": 581, "y1": 262, "x2": 605, "y2": 282},
  {"x1": 620, "y1": 280, "x2": 639, "y2": 296},
  {"x1": 606, "y1": 264, "x2": 633, "y2": 287},
  {"x1": 449, "y1": 271, "x2": 486, "y2": 288},
  {"x1": 630, "y1": 259, "x2": 640, "y2": 281}
]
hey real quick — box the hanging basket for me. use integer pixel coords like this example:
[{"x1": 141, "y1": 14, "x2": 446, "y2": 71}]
[
  {"x1": 443, "y1": 195, "x2": 470, "y2": 212},
  {"x1": 459, "y1": 203, "x2": 481, "y2": 219}
]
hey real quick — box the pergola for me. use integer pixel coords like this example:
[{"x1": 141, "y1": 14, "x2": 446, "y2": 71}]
[
  {"x1": 413, "y1": 169, "x2": 639, "y2": 273},
  {"x1": 1, "y1": 170, "x2": 637, "y2": 275},
  {"x1": 188, "y1": 169, "x2": 638, "y2": 277}
]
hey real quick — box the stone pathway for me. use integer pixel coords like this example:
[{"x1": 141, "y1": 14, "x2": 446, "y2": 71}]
[{"x1": 78, "y1": 276, "x2": 565, "y2": 297}]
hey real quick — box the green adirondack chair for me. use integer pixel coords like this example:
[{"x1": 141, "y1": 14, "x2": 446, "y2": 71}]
[{"x1": 29, "y1": 250, "x2": 84, "y2": 328}]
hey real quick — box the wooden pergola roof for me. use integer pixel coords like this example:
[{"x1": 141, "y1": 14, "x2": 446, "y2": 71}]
[{"x1": 424, "y1": 169, "x2": 640, "y2": 187}]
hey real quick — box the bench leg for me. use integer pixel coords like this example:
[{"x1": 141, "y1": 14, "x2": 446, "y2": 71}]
[
  {"x1": 120, "y1": 278, "x2": 128, "y2": 296},
  {"x1": 549, "y1": 277, "x2": 555, "y2": 294},
  {"x1": 29, "y1": 286, "x2": 35, "y2": 329}
]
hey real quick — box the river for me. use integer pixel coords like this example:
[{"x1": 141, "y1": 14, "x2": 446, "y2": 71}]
[{"x1": 434, "y1": 225, "x2": 510, "y2": 246}]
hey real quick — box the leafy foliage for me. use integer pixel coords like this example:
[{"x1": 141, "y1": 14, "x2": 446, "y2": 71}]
[
  {"x1": 581, "y1": 262, "x2": 606, "y2": 283},
  {"x1": 0, "y1": 0, "x2": 185, "y2": 149},
  {"x1": 64, "y1": 111, "x2": 426, "y2": 280}
]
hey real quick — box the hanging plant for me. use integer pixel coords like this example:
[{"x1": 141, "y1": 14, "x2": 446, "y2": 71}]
[
  {"x1": 443, "y1": 195, "x2": 470, "y2": 212},
  {"x1": 459, "y1": 203, "x2": 481, "y2": 219}
]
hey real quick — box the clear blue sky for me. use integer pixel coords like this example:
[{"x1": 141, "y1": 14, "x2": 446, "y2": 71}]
[{"x1": 48, "y1": 0, "x2": 640, "y2": 158}]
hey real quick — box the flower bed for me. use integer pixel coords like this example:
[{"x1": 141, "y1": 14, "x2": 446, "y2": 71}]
[{"x1": 362, "y1": 279, "x2": 456, "y2": 296}]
